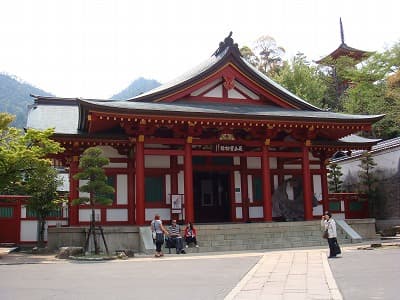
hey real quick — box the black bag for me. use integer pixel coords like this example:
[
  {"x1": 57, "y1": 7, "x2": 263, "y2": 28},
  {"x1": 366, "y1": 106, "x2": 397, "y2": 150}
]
[{"x1": 323, "y1": 229, "x2": 328, "y2": 239}]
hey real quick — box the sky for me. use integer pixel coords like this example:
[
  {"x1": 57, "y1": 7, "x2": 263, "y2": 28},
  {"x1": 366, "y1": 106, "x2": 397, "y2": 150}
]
[{"x1": 1, "y1": 0, "x2": 399, "y2": 99}]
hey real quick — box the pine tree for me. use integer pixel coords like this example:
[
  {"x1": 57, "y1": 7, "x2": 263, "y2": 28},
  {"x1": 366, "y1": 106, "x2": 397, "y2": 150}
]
[
  {"x1": 73, "y1": 147, "x2": 114, "y2": 255},
  {"x1": 327, "y1": 163, "x2": 343, "y2": 192},
  {"x1": 358, "y1": 152, "x2": 378, "y2": 217}
]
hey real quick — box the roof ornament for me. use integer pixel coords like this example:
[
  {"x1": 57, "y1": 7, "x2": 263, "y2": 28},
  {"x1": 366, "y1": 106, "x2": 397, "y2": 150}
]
[
  {"x1": 213, "y1": 31, "x2": 239, "y2": 57},
  {"x1": 340, "y1": 17, "x2": 345, "y2": 45}
]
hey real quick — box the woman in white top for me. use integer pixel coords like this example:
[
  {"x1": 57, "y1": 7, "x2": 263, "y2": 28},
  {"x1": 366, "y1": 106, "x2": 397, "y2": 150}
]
[
  {"x1": 150, "y1": 214, "x2": 168, "y2": 257},
  {"x1": 321, "y1": 211, "x2": 341, "y2": 258}
]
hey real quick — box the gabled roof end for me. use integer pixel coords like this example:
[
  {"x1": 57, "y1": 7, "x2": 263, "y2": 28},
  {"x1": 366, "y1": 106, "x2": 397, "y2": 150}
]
[{"x1": 212, "y1": 32, "x2": 241, "y2": 57}]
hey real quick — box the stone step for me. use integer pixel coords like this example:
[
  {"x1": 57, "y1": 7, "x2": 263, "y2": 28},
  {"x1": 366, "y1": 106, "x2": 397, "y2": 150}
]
[{"x1": 160, "y1": 221, "x2": 353, "y2": 253}]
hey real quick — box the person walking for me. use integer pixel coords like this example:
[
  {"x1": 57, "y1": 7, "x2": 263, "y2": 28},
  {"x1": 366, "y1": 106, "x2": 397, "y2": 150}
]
[
  {"x1": 321, "y1": 211, "x2": 341, "y2": 258},
  {"x1": 151, "y1": 214, "x2": 168, "y2": 257}
]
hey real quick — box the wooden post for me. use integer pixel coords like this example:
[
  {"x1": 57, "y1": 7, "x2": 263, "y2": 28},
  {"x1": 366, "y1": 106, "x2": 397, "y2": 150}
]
[
  {"x1": 135, "y1": 135, "x2": 145, "y2": 225},
  {"x1": 240, "y1": 157, "x2": 249, "y2": 222},
  {"x1": 184, "y1": 137, "x2": 194, "y2": 222},
  {"x1": 262, "y1": 142, "x2": 272, "y2": 221},
  {"x1": 302, "y1": 142, "x2": 313, "y2": 220},
  {"x1": 69, "y1": 156, "x2": 79, "y2": 226}
]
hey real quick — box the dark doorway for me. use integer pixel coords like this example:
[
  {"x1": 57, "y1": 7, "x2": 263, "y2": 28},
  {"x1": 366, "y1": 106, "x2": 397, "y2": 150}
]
[{"x1": 193, "y1": 171, "x2": 231, "y2": 223}]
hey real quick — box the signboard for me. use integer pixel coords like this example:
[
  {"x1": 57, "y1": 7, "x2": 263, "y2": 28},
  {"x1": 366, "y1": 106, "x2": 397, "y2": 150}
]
[
  {"x1": 214, "y1": 144, "x2": 244, "y2": 153},
  {"x1": 170, "y1": 194, "x2": 184, "y2": 214}
]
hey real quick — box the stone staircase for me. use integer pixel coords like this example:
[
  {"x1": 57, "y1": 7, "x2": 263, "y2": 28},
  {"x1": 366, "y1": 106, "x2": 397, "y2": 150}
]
[{"x1": 177, "y1": 221, "x2": 354, "y2": 253}]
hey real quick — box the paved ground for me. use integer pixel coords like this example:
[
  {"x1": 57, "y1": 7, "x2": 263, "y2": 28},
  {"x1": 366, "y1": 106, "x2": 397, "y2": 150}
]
[
  {"x1": 0, "y1": 242, "x2": 399, "y2": 300},
  {"x1": 329, "y1": 245, "x2": 400, "y2": 300}
]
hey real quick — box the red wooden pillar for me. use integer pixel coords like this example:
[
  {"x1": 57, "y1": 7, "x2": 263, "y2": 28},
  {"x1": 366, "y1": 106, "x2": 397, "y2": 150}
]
[
  {"x1": 240, "y1": 157, "x2": 249, "y2": 222},
  {"x1": 127, "y1": 155, "x2": 135, "y2": 225},
  {"x1": 262, "y1": 142, "x2": 272, "y2": 221},
  {"x1": 184, "y1": 137, "x2": 194, "y2": 222},
  {"x1": 302, "y1": 142, "x2": 313, "y2": 220},
  {"x1": 170, "y1": 156, "x2": 178, "y2": 195},
  {"x1": 69, "y1": 156, "x2": 79, "y2": 226},
  {"x1": 320, "y1": 159, "x2": 329, "y2": 214},
  {"x1": 135, "y1": 135, "x2": 145, "y2": 225}
]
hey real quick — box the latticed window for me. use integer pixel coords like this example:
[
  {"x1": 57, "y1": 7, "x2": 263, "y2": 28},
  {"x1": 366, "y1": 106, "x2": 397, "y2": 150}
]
[
  {"x1": 0, "y1": 207, "x2": 13, "y2": 218},
  {"x1": 253, "y1": 175, "x2": 262, "y2": 202},
  {"x1": 145, "y1": 176, "x2": 163, "y2": 203}
]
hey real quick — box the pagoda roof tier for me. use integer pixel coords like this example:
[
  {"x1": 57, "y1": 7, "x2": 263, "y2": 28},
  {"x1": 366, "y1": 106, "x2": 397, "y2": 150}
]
[
  {"x1": 315, "y1": 42, "x2": 372, "y2": 65},
  {"x1": 316, "y1": 18, "x2": 372, "y2": 65}
]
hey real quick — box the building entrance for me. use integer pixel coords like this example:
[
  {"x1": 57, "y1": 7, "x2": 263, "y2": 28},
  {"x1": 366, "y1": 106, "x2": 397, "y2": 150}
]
[{"x1": 193, "y1": 171, "x2": 231, "y2": 223}]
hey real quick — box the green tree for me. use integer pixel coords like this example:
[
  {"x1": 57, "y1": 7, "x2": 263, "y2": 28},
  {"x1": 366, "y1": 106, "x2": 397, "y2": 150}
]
[
  {"x1": 327, "y1": 163, "x2": 343, "y2": 192},
  {"x1": 73, "y1": 147, "x2": 114, "y2": 254},
  {"x1": 271, "y1": 53, "x2": 327, "y2": 108},
  {"x1": 23, "y1": 161, "x2": 66, "y2": 247},
  {"x1": 0, "y1": 112, "x2": 64, "y2": 193},
  {"x1": 358, "y1": 152, "x2": 378, "y2": 217},
  {"x1": 342, "y1": 42, "x2": 400, "y2": 138}
]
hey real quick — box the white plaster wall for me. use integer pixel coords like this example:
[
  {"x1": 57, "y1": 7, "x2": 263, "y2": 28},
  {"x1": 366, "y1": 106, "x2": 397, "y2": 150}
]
[
  {"x1": 235, "y1": 207, "x2": 243, "y2": 219},
  {"x1": 247, "y1": 157, "x2": 260, "y2": 169},
  {"x1": 247, "y1": 175, "x2": 253, "y2": 202},
  {"x1": 249, "y1": 206, "x2": 263, "y2": 218},
  {"x1": 20, "y1": 220, "x2": 38, "y2": 242},
  {"x1": 204, "y1": 85, "x2": 222, "y2": 97},
  {"x1": 228, "y1": 88, "x2": 245, "y2": 99},
  {"x1": 21, "y1": 206, "x2": 26, "y2": 218},
  {"x1": 57, "y1": 173, "x2": 69, "y2": 191},
  {"x1": 178, "y1": 171, "x2": 184, "y2": 195},
  {"x1": 313, "y1": 174, "x2": 323, "y2": 216},
  {"x1": 79, "y1": 180, "x2": 90, "y2": 198},
  {"x1": 165, "y1": 174, "x2": 171, "y2": 204},
  {"x1": 233, "y1": 157, "x2": 240, "y2": 166},
  {"x1": 235, "y1": 81, "x2": 259, "y2": 99},
  {"x1": 269, "y1": 157, "x2": 277, "y2": 169},
  {"x1": 234, "y1": 171, "x2": 242, "y2": 203},
  {"x1": 79, "y1": 209, "x2": 101, "y2": 222},
  {"x1": 106, "y1": 209, "x2": 128, "y2": 221},
  {"x1": 191, "y1": 79, "x2": 220, "y2": 96},
  {"x1": 145, "y1": 155, "x2": 170, "y2": 168},
  {"x1": 177, "y1": 156, "x2": 184, "y2": 165},
  {"x1": 145, "y1": 208, "x2": 170, "y2": 221},
  {"x1": 284, "y1": 164, "x2": 301, "y2": 169},
  {"x1": 372, "y1": 149, "x2": 400, "y2": 176},
  {"x1": 105, "y1": 162, "x2": 127, "y2": 168},
  {"x1": 116, "y1": 174, "x2": 128, "y2": 204}
]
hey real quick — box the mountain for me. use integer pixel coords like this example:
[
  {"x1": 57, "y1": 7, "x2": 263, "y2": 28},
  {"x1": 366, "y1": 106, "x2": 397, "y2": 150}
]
[
  {"x1": 0, "y1": 73, "x2": 53, "y2": 128},
  {"x1": 110, "y1": 77, "x2": 161, "y2": 100}
]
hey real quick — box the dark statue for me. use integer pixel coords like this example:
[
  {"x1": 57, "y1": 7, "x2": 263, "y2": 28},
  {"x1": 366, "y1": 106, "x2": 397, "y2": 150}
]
[{"x1": 272, "y1": 176, "x2": 318, "y2": 221}]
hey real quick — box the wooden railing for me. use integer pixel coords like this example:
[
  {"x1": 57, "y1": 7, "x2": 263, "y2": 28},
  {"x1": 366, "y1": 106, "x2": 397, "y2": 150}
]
[{"x1": 327, "y1": 193, "x2": 369, "y2": 219}]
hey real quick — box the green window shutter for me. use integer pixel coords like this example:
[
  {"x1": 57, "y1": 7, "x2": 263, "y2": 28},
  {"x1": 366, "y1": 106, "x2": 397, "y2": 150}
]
[
  {"x1": 145, "y1": 176, "x2": 163, "y2": 203},
  {"x1": 329, "y1": 202, "x2": 341, "y2": 211},
  {"x1": 349, "y1": 202, "x2": 363, "y2": 211},
  {"x1": 0, "y1": 207, "x2": 14, "y2": 218},
  {"x1": 253, "y1": 176, "x2": 262, "y2": 202},
  {"x1": 26, "y1": 208, "x2": 38, "y2": 218}
]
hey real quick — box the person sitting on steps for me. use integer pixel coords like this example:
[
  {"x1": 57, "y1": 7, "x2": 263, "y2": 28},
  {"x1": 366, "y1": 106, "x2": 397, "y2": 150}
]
[
  {"x1": 167, "y1": 219, "x2": 185, "y2": 254},
  {"x1": 184, "y1": 222, "x2": 199, "y2": 248}
]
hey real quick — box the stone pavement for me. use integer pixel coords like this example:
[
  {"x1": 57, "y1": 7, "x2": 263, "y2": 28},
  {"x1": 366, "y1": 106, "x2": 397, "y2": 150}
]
[{"x1": 225, "y1": 249, "x2": 342, "y2": 300}]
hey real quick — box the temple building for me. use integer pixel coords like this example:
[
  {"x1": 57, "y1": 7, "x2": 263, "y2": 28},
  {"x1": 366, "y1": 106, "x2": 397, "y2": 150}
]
[{"x1": 27, "y1": 33, "x2": 383, "y2": 227}]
